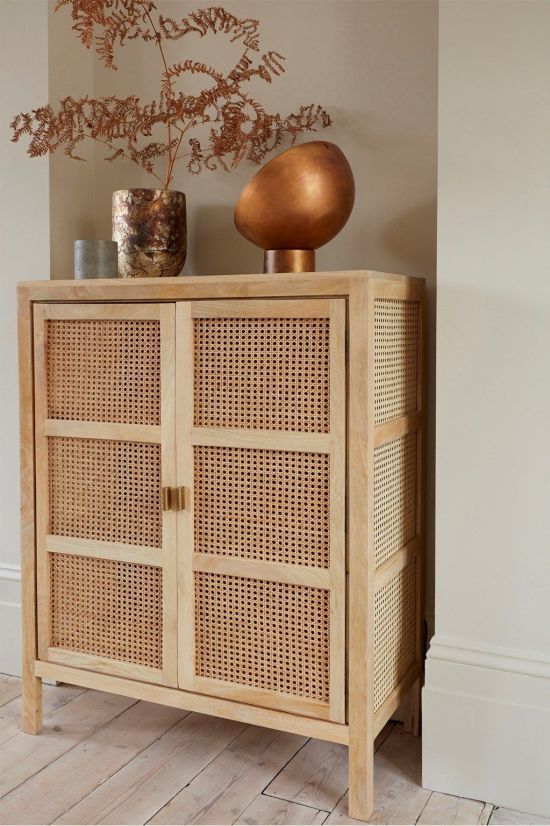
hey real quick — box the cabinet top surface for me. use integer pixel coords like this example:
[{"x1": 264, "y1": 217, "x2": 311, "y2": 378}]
[{"x1": 18, "y1": 269, "x2": 425, "y2": 303}]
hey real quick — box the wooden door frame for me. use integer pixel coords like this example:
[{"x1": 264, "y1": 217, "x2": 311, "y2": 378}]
[
  {"x1": 32, "y1": 302, "x2": 178, "y2": 687},
  {"x1": 175, "y1": 298, "x2": 346, "y2": 722}
]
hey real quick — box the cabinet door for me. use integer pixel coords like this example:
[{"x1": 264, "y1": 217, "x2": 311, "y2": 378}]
[
  {"x1": 177, "y1": 299, "x2": 346, "y2": 722},
  {"x1": 33, "y1": 303, "x2": 177, "y2": 687}
]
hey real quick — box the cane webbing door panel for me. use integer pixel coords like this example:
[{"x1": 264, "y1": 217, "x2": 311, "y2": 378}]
[
  {"x1": 176, "y1": 299, "x2": 346, "y2": 722},
  {"x1": 33, "y1": 303, "x2": 177, "y2": 686}
]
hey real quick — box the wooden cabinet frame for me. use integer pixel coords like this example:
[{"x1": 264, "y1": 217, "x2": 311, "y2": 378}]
[{"x1": 18, "y1": 271, "x2": 425, "y2": 822}]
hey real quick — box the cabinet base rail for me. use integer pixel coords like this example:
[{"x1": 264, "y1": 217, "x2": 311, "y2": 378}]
[{"x1": 32, "y1": 660, "x2": 349, "y2": 744}]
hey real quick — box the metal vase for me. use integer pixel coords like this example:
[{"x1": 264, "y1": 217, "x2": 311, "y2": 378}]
[
  {"x1": 112, "y1": 189, "x2": 187, "y2": 278},
  {"x1": 74, "y1": 240, "x2": 118, "y2": 279}
]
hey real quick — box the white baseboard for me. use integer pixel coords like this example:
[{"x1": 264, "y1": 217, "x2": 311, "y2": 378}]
[
  {"x1": 423, "y1": 635, "x2": 550, "y2": 819},
  {"x1": 0, "y1": 564, "x2": 21, "y2": 677}
]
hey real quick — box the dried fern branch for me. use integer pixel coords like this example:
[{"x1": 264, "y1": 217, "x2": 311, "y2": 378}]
[{"x1": 11, "y1": 2, "x2": 332, "y2": 188}]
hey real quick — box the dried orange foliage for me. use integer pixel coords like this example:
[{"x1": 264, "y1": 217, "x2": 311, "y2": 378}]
[{"x1": 10, "y1": 2, "x2": 332, "y2": 188}]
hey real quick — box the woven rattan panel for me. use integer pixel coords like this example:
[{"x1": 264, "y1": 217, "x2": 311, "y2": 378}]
[
  {"x1": 374, "y1": 300, "x2": 419, "y2": 424},
  {"x1": 374, "y1": 433, "x2": 417, "y2": 568},
  {"x1": 46, "y1": 319, "x2": 160, "y2": 425},
  {"x1": 374, "y1": 560, "x2": 416, "y2": 710},
  {"x1": 194, "y1": 572, "x2": 330, "y2": 703},
  {"x1": 194, "y1": 445, "x2": 330, "y2": 568},
  {"x1": 50, "y1": 553, "x2": 162, "y2": 668},
  {"x1": 48, "y1": 437, "x2": 162, "y2": 548},
  {"x1": 193, "y1": 317, "x2": 330, "y2": 432}
]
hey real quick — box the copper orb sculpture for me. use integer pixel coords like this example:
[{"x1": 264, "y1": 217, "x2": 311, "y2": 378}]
[{"x1": 234, "y1": 141, "x2": 355, "y2": 273}]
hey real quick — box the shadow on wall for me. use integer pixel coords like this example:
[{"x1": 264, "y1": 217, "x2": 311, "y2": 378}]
[
  {"x1": 384, "y1": 198, "x2": 438, "y2": 640},
  {"x1": 382, "y1": 199, "x2": 437, "y2": 278},
  {"x1": 188, "y1": 204, "x2": 261, "y2": 276}
]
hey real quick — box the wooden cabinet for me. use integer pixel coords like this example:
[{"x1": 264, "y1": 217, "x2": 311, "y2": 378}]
[{"x1": 18, "y1": 271, "x2": 424, "y2": 821}]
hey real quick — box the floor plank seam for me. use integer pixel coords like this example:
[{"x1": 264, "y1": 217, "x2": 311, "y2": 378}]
[
  {"x1": 0, "y1": 695, "x2": 141, "y2": 803},
  {"x1": 228, "y1": 731, "x2": 314, "y2": 826},
  {"x1": 482, "y1": 803, "x2": 495, "y2": 824},
  {"x1": 51, "y1": 708, "x2": 193, "y2": 825},
  {"x1": 414, "y1": 790, "x2": 433, "y2": 823},
  {"x1": 142, "y1": 720, "x2": 253, "y2": 826},
  {"x1": 0, "y1": 685, "x2": 89, "y2": 752},
  {"x1": 330, "y1": 788, "x2": 349, "y2": 820},
  {"x1": 0, "y1": 684, "x2": 22, "y2": 709},
  {"x1": 260, "y1": 790, "x2": 332, "y2": 814},
  {"x1": 259, "y1": 735, "x2": 312, "y2": 796}
]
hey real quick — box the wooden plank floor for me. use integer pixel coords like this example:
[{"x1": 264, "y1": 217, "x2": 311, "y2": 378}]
[{"x1": 0, "y1": 676, "x2": 548, "y2": 826}]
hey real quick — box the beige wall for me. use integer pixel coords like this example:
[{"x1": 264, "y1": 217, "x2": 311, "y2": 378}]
[
  {"x1": 50, "y1": 1, "x2": 438, "y2": 281},
  {"x1": 423, "y1": 0, "x2": 550, "y2": 816},
  {"x1": 0, "y1": 0, "x2": 49, "y2": 674},
  {"x1": 49, "y1": 0, "x2": 439, "y2": 621},
  {"x1": 49, "y1": 0, "x2": 95, "y2": 277}
]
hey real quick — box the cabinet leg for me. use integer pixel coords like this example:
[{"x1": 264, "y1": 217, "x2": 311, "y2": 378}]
[
  {"x1": 403, "y1": 677, "x2": 422, "y2": 736},
  {"x1": 22, "y1": 673, "x2": 42, "y2": 734},
  {"x1": 348, "y1": 734, "x2": 374, "y2": 821}
]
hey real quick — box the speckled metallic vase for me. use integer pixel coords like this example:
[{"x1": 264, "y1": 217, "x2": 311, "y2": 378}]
[{"x1": 112, "y1": 189, "x2": 186, "y2": 278}]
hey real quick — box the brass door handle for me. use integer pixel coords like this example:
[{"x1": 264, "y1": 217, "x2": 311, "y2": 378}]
[
  {"x1": 161, "y1": 486, "x2": 185, "y2": 511},
  {"x1": 172, "y1": 486, "x2": 185, "y2": 512}
]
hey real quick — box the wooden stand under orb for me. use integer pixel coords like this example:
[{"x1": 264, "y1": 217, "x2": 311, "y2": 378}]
[{"x1": 18, "y1": 269, "x2": 424, "y2": 822}]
